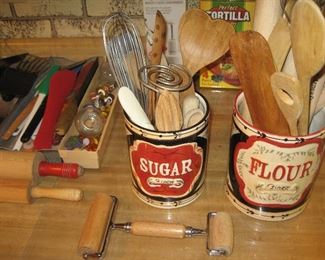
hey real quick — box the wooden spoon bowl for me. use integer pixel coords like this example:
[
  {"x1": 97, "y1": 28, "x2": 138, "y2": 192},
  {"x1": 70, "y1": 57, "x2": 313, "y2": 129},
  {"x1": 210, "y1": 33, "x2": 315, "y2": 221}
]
[
  {"x1": 178, "y1": 9, "x2": 235, "y2": 100},
  {"x1": 179, "y1": 9, "x2": 235, "y2": 76}
]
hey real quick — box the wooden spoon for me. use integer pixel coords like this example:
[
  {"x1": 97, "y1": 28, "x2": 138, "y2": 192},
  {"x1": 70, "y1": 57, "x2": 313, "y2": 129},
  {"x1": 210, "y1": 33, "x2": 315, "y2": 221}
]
[
  {"x1": 229, "y1": 31, "x2": 290, "y2": 135},
  {"x1": 271, "y1": 72, "x2": 303, "y2": 136},
  {"x1": 290, "y1": 0, "x2": 325, "y2": 135},
  {"x1": 178, "y1": 8, "x2": 235, "y2": 98}
]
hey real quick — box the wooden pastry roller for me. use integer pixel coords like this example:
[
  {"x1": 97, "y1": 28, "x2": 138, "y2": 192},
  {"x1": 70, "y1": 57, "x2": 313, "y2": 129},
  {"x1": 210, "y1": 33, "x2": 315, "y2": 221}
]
[
  {"x1": 0, "y1": 151, "x2": 84, "y2": 184},
  {"x1": 0, "y1": 178, "x2": 83, "y2": 204},
  {"x1": 78, "y1": 193, "x2": 233, "y2": 258}
]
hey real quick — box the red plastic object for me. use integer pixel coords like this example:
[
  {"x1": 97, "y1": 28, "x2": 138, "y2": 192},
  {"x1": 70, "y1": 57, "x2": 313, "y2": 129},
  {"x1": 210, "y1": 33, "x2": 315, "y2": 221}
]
[
  {"x1": 38, "y1": 161, "x2": 83, "y2": 178},
  {"x1": 34, "y1": 70, "x2": 77, "y2": 149}
]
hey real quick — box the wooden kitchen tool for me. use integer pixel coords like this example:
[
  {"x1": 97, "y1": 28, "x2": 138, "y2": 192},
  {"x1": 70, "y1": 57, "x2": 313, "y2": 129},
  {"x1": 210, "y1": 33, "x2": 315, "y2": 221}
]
[
  {"x1": 178, "y1": 8, "x2": 235, "y2": 99},
  {"x1": 0, "y1": 178, "x2": 83, "y2": 204},
  {"x1": 149, "y1": 10, "x2": 166, "y2": 66},
  {"x1": 78, "y1": 194, "x2": 233, "y2": 258},
  {"x1": 155, "y1": 89, "x2": 183, "y2": 131},
  {"x1": 0, "y1": 151, "x2": 84, "y2": 184},
  {"x1": 268, "y1": 17, "x2": 291, "y2": 71},
  {"x1": 290, "y1": 0, "x2": 325, "y2": 135},
  {"x1": 229, "y1": 31, "x2": 290, "y2": 135},
  {"x1": 147, "y1": 10, "x2": 167, "y2": 122},
  {"x1": 271, "y1": 72, "x2": 303, "y2": 136}
]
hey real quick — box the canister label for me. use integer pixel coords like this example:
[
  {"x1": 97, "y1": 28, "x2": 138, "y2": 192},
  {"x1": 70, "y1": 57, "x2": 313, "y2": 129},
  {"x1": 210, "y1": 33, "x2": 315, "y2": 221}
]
[
  {"x1": 234, "y1": 136, "x2": 323, "y2": 208},
  {"x1": 130, "y1": 140, "x2": 203, "y2": 198}
]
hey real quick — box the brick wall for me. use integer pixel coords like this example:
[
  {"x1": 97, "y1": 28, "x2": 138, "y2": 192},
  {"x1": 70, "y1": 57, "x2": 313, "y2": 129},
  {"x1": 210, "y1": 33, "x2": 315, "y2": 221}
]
[{"x1": 0, "y1": 0, "x2": 199, "y2": 39}]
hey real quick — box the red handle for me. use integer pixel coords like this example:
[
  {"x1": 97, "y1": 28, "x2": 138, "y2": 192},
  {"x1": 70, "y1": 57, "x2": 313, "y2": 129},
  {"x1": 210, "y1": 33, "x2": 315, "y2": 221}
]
[
  {"x1": 34, "y1": 70, "x2": 77, "y2": 150},
  {"x1": 38, "y1": 161, "x2": 84, "y2": 178}
]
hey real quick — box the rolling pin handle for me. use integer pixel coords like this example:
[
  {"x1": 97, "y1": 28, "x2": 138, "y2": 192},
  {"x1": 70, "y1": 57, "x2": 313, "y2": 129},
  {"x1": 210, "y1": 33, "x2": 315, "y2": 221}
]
[
  {"x1": 207, "y1": 212, "x2": 233, "y2": 256},
  {"x1": 113, "y1": 221, "x2": 190, "y2": 239},
  {"x1": 38, "y1": 161, "x2": 84, "y2": 178},
  {"x1": 30, "y1": 187, "x2": 83, "y2": 201}
]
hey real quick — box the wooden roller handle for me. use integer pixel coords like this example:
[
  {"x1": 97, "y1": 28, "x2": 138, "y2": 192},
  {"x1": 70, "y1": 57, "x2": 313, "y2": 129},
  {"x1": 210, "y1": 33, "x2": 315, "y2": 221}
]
[
  {"x1": 130, "y1": 222, "x2": 187, "y2": 239},
  {"x1": 30, "y1": 186, "x2": 83, "y2": 201},
  {"x1": 208, "y1": 212, "x2": 233, "y2": 256},
  {"x1": 78, "y1": 193, "x2": 117, "y2": 257}
]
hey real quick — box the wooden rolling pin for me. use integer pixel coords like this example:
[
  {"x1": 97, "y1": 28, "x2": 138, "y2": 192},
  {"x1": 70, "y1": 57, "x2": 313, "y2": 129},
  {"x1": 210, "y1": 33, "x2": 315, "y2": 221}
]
[
  {"x1": 0, "y1": 178, "x2": 83, "y2": 204},
  {"x1": 78, "y1": 194, "x2": 233, "y2": 258},
  {"x1": 0, "y1": 151, "x2": 84, "y2": 184},
  {"x1": 78, "y1": 193, "x2": 116, "y2": 258}
]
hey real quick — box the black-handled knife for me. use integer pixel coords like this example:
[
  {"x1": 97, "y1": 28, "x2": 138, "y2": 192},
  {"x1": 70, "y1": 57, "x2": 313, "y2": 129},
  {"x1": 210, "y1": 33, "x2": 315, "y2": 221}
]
[{"x1": 20, "y1": 96, "x2": 47, "y2": 143}]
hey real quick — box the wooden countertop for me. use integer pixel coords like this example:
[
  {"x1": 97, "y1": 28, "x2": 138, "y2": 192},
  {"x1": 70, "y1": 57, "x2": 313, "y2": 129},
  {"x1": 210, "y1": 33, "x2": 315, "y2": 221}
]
[{"x1": 0, "y1": 38, "x2": 324, "y2": 260}]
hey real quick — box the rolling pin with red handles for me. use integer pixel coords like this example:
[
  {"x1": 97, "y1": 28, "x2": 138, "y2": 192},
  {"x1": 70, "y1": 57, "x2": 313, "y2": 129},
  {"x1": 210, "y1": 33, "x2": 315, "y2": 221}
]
[
  {"x1": 78, "y1": 193, "x2": 233, "y2": 258},
  {"x1": 0, "y1": 178, "x2": 83, "y2": 204},
  {"x1": 0, "y1": 151, "x2": 84, "y2": 184}
]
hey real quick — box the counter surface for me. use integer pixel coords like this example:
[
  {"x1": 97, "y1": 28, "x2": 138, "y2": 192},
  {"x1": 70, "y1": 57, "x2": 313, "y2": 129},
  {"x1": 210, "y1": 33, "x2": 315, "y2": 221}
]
[{"x1": 0, "y1": 38, "x2": 324, "y2": 260}]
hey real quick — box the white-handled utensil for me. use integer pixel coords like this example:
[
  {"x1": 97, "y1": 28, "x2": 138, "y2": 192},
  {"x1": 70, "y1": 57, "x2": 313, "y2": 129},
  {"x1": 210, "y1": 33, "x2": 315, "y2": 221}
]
[{"x1": 118, "y1": 87, "x2": 155, "y2": 130}]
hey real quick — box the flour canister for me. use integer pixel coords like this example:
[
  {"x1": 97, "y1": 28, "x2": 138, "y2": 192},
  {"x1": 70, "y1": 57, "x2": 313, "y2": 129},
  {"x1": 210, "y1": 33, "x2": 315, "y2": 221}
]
[
  {"x1": 226, "y1": 92, "x2": 325, "y2": 221},
  {"x1": 124, "y1": 92, "x2": 210, "y2": 209}
]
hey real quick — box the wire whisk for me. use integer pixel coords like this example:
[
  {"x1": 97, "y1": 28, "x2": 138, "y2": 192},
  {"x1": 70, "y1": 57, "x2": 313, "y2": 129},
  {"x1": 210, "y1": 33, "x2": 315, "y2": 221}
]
[{"x1": 102, "y1": 12, "x2": 148, "y2": 111}]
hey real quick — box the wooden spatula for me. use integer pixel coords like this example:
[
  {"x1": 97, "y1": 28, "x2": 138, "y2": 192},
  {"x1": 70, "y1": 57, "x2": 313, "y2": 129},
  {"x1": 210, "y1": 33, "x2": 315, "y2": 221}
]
[
  {"x1": 229, "y1": 31, "x2": 290, "y2": 135},
  {"x1": 155, "y1": 90, "x2": 182, "y2": 132},
  {"x1": 268, "y1": 17, "x2": 291, "y2": 72},
  {"x1": 291, "y1": 0, "x2": 325, "y2": 135},
  {"x1": 178, "y1": 8, "x2": 235, "y2": 98},
  {"x1": 271, "y1": 72, "x2": 303, "y2": 136}
]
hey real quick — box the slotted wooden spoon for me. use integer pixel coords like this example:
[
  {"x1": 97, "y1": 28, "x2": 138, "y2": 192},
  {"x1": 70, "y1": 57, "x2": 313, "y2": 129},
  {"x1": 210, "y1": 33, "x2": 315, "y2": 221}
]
[
  {"x1": 291, "y1": 0, "x2": 325, "y2": 135},
  {"x1": 271, "y1": 72, "x2": 303, "y2": 136},
  {"x1": 148, "y1": 10, "x2": 167, "y2": 123},
  {"x1": 178, "y1": 8, "x2": 235, "y2": 98},
  {"x1": 229, "y1": 31, "x2": 290, "y2": 135}
]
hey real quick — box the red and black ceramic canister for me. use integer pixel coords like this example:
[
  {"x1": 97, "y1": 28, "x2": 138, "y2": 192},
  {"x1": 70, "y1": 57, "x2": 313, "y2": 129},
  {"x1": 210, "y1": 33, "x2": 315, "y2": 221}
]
[
  {"x1": 226, "y1": 92, "x2": 325, "y2": 221},
  {"x1": 124, "y1": 92, "x2": 210, "y2": 208}
]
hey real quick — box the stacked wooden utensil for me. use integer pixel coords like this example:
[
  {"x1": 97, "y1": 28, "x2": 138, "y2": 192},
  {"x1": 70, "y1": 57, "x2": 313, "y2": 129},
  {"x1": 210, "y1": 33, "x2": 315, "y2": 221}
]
[
  {"x1": 232, "y1": 0, "x2": 325, "y2": 136},
  {"x1": 111, "y1": 9, "x2": 235, "y2": 132}
]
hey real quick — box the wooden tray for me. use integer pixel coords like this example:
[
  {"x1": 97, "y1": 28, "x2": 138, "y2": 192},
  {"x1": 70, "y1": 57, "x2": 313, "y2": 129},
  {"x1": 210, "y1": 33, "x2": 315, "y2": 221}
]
[{"x1": 58, "y1": 59, "x2": 118, "y2": 169}]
